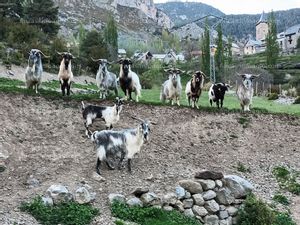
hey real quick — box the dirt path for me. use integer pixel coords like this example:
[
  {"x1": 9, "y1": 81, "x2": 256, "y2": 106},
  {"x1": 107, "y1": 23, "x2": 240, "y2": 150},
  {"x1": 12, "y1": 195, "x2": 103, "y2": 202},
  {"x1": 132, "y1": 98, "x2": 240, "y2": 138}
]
[{"x1": 0, "y1": 93, "x2": 299, "y2": 225}]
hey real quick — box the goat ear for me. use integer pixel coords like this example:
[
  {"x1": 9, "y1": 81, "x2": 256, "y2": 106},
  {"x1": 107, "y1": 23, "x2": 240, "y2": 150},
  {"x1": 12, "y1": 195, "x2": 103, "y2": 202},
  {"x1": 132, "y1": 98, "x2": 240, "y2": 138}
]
[{"x1": 177, "y1": 69, "x2": 185, "y2": 74}]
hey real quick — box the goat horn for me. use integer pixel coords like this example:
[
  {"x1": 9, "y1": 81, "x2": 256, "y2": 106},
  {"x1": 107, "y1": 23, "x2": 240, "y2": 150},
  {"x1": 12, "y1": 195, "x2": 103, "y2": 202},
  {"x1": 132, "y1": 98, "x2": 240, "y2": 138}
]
[
  {"x1": 57, "y1": 51, "x2": 64, "y2": 56},
  {"x1": 38, "y1": 50, "x2": 50, "y2": 58},
  {"x1": 91, "y1": 57, "x2": 102, "y2": 62}
]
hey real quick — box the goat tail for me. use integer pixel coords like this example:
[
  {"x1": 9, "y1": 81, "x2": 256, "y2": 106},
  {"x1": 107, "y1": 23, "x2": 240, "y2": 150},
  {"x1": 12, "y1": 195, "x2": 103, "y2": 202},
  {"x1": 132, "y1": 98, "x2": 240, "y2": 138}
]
[{"x1": 81, "y1": 101, "x2": 85, "y2": 111}]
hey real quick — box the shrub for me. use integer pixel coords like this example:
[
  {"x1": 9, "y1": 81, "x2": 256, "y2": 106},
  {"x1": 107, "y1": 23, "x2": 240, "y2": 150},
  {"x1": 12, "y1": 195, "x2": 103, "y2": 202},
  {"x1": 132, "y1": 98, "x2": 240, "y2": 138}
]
[
  {"x1": 272, "y1": 194, "x2": 289, "y2": 206},
  {"x1": 294, "y1": 96, "x2": 300, "y2": 104},
  {"x1": 20, "y1": 196, "x2": 99, "y2": 225},
  {"x1": 236, "y1": 162, "x2": 251, "y2": 173},
  {"x1": 272, "y1": 166, "x2": 300, "y2": 195},
  {"x1": 268, "y1": 93, "x2": 279, "y2": 100}
]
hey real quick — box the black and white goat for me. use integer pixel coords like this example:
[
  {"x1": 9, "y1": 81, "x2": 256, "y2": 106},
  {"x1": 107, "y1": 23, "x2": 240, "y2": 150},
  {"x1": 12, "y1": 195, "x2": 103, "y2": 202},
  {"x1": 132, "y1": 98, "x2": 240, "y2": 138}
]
[
  {"x1": 160, "y1": 68, "x2": 183, "y2": 106},
  {"x1": 89, "y1": 118, "x2": 150, "y2": 174},
  {"x1": 236, "y1": 73, "x2": 260, "y2": 111},
  {"x1": 81, "y1": 98, "x2": 124, "y2": 136},
  {"x1": 92, "y1": 58, "x2": 118, "y2": 99},
  {"x1": 118, "y1": 58, "x2": 142, "y2": 102},
  {"x1": 25, "y1": 49, "x2": 49, "y2": 93},
  {"x1": 208, "y1": 83, "x2": 230, "y2": 108},
  {"x1": 185, "y1": 71, "x2": 206, "y2": 108},
  {"x1": 57, "y1": 52, "x2": 74, "y2": 96}
]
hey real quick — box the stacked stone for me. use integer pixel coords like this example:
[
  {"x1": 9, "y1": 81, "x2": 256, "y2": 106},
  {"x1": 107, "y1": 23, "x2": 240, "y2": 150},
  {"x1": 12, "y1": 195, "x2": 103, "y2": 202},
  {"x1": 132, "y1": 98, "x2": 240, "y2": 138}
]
[{"x1": 111, "y1": 171, "x2": 254, "y2": 225}]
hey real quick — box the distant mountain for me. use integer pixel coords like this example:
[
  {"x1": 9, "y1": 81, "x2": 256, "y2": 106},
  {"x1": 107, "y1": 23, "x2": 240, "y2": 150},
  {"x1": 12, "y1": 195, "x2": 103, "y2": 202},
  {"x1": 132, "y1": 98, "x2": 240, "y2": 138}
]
[
  {"x1": 156, "y1": 2, "x2": 300, "y2": 39},
  {"x1": 156, "y1": 1, "x2": 225, "y2": 26}
]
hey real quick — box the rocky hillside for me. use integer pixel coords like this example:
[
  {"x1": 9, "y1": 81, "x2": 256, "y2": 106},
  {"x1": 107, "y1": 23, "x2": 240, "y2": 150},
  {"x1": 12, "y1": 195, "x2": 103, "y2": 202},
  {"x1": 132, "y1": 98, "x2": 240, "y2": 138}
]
[{"x1": 53, "y1": 0, "x2": 173, "y2": 38}]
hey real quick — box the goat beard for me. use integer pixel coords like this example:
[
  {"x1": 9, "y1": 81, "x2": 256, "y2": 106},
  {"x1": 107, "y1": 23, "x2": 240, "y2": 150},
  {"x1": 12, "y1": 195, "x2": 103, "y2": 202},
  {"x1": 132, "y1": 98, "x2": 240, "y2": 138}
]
[{"x1": 64, "y1": 62, "x2": 69, "y2": 70}]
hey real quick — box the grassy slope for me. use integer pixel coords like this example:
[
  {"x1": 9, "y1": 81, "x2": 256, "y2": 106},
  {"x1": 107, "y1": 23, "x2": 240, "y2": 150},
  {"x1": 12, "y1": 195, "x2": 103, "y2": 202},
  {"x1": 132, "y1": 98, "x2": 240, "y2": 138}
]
[{"x1": 0, "y1": 77, "x2": 299, "y2": 116}]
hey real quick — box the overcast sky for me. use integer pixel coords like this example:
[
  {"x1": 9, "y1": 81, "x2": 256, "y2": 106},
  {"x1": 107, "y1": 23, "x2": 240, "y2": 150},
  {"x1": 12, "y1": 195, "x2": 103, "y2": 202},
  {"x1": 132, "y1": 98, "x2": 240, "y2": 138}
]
[{"x1": 153, "y1": 0, "x2": 300, "y2": 14}]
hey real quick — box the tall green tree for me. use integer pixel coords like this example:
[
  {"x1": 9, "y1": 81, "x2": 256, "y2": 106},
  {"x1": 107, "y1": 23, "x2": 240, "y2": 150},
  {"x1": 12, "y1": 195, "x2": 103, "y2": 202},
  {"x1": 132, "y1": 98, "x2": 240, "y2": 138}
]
[
  {"x1": 104, "y1": 15, "x2": 118, "y2": 60},
  {"x1": 265, "y1": 11, "x2": 279, "y2": 66},
  {"x1": 22, "y1": 0, "x2": 59, "y2": 36},
  {"x1": 215, "y1": 24, "x2": 224, "y2": 81},
  {"x1": 226, "y1": 36, "x2": 233, "y2": 65},
  {"x1": 0, "y1": 0, "x2": 23, "y2": 19},
  {"x1": 201, "y1": 20, "x2": 210, "y2": 77}
]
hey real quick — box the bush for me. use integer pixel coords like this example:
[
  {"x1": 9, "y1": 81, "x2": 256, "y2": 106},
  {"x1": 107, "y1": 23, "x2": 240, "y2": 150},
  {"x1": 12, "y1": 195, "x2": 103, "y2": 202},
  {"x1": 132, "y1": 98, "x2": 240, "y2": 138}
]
[
  {"x1": 272, "y1": 166, "x2": 300, "y2": 195},
  {"x1": 140, "y1": 60, "x2": 165, "y2": 89},
  {"x1": 268, "y1": 93, "x2": 279, "y2": 100},
  {"x1": 294, "y1": 96, "x2": 300, "y2": 104},
  {"x1": 272, "y1": 194, "x2": 289, "y2": 206},
  {"x1": 20, "y1": 196, "x2": 99, "y2": 225}
]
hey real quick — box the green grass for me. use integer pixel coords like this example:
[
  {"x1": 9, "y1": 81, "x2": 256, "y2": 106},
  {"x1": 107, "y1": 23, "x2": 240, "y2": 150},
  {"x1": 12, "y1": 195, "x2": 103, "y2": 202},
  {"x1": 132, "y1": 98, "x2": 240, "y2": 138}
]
[
  {"x1": 111, "y1": 201, "x2": 202, "y2": 225},
  {"x1": 0, "y1": 77, "x2": 299, "y2": 116},
  {"x1": 272, "y1": 166, "x2": 300, "y2": 195},
  {"x1": 236, "y1": 162, "x2": 251, "y2": 173},
  {"x1": 272, "y1": 194, "x2": 290, "y2": 206},
  {"x1": 20, "y1": 196, "x2": 99, "y2": 225},
  {"x1": 237, "y1": 116, "x2": 251, "y2": 128}
]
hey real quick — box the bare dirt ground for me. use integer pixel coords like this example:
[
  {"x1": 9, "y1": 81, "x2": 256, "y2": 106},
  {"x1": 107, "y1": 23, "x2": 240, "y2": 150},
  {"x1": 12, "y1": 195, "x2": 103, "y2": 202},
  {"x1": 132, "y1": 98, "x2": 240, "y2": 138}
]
[{"x1": 0, "y1": 93, "x2": 300, "y2": 225}]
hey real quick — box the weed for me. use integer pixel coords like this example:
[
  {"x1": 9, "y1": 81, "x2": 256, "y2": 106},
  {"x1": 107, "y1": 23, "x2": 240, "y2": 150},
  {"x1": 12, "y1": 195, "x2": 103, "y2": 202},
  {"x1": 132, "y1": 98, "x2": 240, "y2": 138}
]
[
  {"x1": 272, "y1": 194, "x2": 290, "y2": 206},
  {"x1": 238, "y1": 116, "x2": 251, "y2": 128},
  {"x1": 20, "y1": 196, "x2": 99, "y2": 225},
  {"x1": 272, "y1": 166, "x2": 300, "y2": 195},
  {"x1": 236, "y1": 162, "x2": 251, "y2": 173}
]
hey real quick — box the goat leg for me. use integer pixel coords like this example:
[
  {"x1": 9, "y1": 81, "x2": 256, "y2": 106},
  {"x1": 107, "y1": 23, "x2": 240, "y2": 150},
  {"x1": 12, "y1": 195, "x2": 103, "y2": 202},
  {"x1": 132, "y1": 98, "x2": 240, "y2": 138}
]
[
  {"x1": 127, "y1": 158, "x2": 132, "y2": 173},
  {"x1": 118, "y1": 151, "x2": 126, "y2": 170},
  {"x1": 96, "y1": 158, "x2": 101, "y2": 175}
]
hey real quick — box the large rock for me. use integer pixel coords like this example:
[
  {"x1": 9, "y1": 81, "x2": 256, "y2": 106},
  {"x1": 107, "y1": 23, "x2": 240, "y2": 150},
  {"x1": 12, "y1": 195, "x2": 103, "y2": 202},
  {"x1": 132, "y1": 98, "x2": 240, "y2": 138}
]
[
  {"x1": 192, "y1": 205, "x2": 208, "y2": 217},
  {"x1": 182, "y1": 198, "x2": 194, "y2": 209},
  {"x1": 179, "y1": 180, "x2": 203, "y2": 194},
  {"x1": 162, "y1": 193, "x2": 177, "y2": 206},
  {"x1": 174, "y1": 200, "x2": 185, "y2": 212},
  {"x1": 204, "y1": 200, "x2": 220, "y2": 213},
  {"x1": 132, "y1": 187, "x2": 149, "y2": 198},
  {"x1": 47, "y1": 184, "x2": 72, "y2": 204},
  {"x1": 108, "y1": 193, "x2": 126, "y2": 204},
  {"x1": 202, "y1": 190, "x2": 216, "y2": 200},
  {"x1": 127, "y1": 197, "x2": 143, "y2": 207},
  {"x1": 175, "y1": 186, "x2": 186, "y2": 200},
  {"x1": 195, "y1": 171, "x2": 224, "y2": 180},
  {"x1": 224, "y1": 175, "x2": 254, "y2": 198},
  {"x1": 75, "y1": 187, "x2": 94, "y2": 204},
  {"x1": 192, "y1": 194, "x2": 205, "y2": 206},
  {"x1": 140, "y1": 192, "x2": 158, "y2": 206},
  {"x1": 204, "y1": 215, "x2": 219, "y2": 225},
  {"x1": 216, "y1": 188, "x2": 235, "y2": 205},
  {"x1": 218, "y1": 210, "x2": 229, "y2": 219},
  {"x1": 184, "y1": 208, "x2": 195, "y2": 217},
  {"x1": 197, "y1": 179, "x2": 216, "y2": 191},
  {"x1": 227, "y1": 206, "x2": 238, "y2": 216}
]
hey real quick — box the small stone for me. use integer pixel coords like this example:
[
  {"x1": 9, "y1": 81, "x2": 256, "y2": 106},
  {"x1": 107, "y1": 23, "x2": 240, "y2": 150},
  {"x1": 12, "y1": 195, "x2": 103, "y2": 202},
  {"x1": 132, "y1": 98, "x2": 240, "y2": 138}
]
[
  {"x1": 218, "y1": 210, "x2": 229, "y2": 219},
  {"x1": 216, "y1": 188, "x2": 235, "y2": 205},
  {"x1": 127, "y1": 197, "x2": 143, "y2": 207},
  {"x1": 42, "y1": 197, "x2": 53, "y2": 206},
  {"x1": 132, "y1": 187, "x2": 149, "y2": 198},
  {"x1": 202, "y1": 190, "x2": 217, "y2": 200},
  {"x1": 47, "y1": 184, "x2": 72, "y2": 204},
  {"x1": 195, "y1": 171, "x2": 224, "y2": 180},
  {"x1": 92, "y1": 172, "x2": 106, "y2": 182},
  {"x1": 227, "y1": 206, "x2": 238, "y2": 216},
  {"x1": 162, "y1": 193, "x2": 177, "y2": 205},
  {"x1": 26, "y1": 175, "x2": 40, "y2": 188},
  {"x1": 216, "y1": 180, "x2": 223, "y2": 188},
  {"x1": 0, "y1": 165, "x2": 6, "y2": 173},
  {"x1": 75, "y1": 187, "x2": 93, "y2": 204},
  {"x1": 197, "y1": 179, "x2": 216, "y2": 191},
  {"x1": 175, "y1": 186, "x2": 186, "y2": 200},
  {"x1": 192, "y1": 205, "x2": 208, "y2": 217},
  {"x1": 205, "y1": 200, "x2": 220, "y2": 213},
  {"x1": 108, "y1": 194, "x2": 126, "y2": 204},
  {"x1": 183, "y1": 198, "x2": 194, "y2": 209},
  {"x1": 146, "y1": 174, "x2": 154, "y2": 181},
  {"x1": 220, "y1": 219, "x2": 230, "y2": 225},
  {"x1": 184, "y1": 208, "x2": 195, "y2": 217},
  {"x1": 204, "y1": 215, "x2": 219, "y2": 225},
  {"x1": 163, "y1": 206, "x2": 173, "y2": 211},
  {"x1": 192, "y1": 194, "x2": 205, "y2": 206},
  {"x1": 185, "y1": 191, "x2": 191, "y2": 199},
  {"x1": 174, "y1": 200, "x2": 185, "y2": 212},
  {"x1": 179, "y1": 180, "x2": 203, "y2": 194},
  {"x1": 234, "y1": 199, "x2": 245, "y2": 204},
  {"x1": 140, "y1": 192, "x2": 158, "y2": 206}
]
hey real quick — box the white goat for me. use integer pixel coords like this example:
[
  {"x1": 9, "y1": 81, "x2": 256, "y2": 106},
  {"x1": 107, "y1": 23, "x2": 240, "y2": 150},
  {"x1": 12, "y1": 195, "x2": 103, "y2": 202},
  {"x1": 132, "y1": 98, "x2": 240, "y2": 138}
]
[
  {"x1": 118, "y1": 58, "x2": 141, "y2": 102},
  {"x1": 25, "y1": 49, "x2": 49, "y2": 93},
  {"x1": 92, "y1": 58, "x2": 118, "y2": 99},
  {"x1": 160, "y1": 68, "x2": 183, "y2": 106},
  {"x1": 57, "y1": 52, "x2": 74, "y2": 96},
  {"x1": 81, "y1": 98, "x2": 124, "y2": 136},
  {"x1": 89, "y1": 119, "x2": 150, "y2": 174},
  {"x1": 236, "y1": 73, "x2": 260, "y2": 111}
]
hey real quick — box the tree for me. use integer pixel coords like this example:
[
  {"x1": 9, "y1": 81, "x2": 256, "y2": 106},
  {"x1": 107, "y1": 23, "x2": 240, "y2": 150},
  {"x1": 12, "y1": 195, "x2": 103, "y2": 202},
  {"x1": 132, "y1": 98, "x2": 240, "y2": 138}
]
[
  {"x1": 265, "y1": 11, "x2": 279, "y2": 66},
  {"x1": 22, "y1": 0, "x2": 59, "y2": 36},
  {"x1": 215, "y1": 24, "x2": 224, "y2": 81},
  {"x1": 226, "y1": 36, "x2": 233, "y2": 65},
  {"x1": 0, "y1": 0, "x2": 23, "y2": 20},
  {"x1": 104, "y1": 15, "x2": 118, "y2": 60},
  {"x1": 201, "y1": 20, "x2": 210, "y2": 77}
]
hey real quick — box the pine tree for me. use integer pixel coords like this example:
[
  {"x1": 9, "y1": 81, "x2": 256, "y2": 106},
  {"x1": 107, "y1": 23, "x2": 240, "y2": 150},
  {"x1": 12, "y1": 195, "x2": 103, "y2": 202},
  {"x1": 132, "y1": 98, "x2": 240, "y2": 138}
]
[
  {"x1": 227, "y1": 36, "x2": 233, "y2": 65},
  {"x1": 266, "y1": 11, "x2": 279, "y2": 66},
  {"x1": 201, "y1": 20, "x2": 210, "y2": 77},
  {"x1": 0, "y1": 0, "x2": 23, "y2": 20},
  {"x1": 22, "y1": 0, "x2": 59, "y2": 36},
  {"x1": 215, "y1": 24, "x2": 224, "y2": 81},
  {"x1": 104, "y1": 15, "x2": 118, "y2": 60}
]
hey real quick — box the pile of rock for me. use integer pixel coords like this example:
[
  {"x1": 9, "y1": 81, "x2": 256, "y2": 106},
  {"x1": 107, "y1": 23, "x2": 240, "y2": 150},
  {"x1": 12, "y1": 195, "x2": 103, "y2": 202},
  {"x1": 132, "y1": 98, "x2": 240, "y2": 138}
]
[
  {"x1": 41, "y1": 184, "x2": 96, "y2": 206},
  {"x1": 109, "y1": 171, "x2": 254, "y2": 225}
]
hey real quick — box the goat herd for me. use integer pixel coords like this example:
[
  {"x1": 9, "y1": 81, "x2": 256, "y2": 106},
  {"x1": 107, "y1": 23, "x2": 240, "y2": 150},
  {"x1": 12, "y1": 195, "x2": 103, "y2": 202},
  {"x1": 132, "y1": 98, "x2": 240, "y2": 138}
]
[{"x1": 23, "y1": 49, "x2": 260, "y2": 174}]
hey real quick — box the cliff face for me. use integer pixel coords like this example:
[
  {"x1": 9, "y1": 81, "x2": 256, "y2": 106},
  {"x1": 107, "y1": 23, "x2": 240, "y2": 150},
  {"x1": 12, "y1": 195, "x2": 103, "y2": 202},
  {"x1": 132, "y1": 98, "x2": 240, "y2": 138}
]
[{"x1": 53, "y1": 0, "x2": 173, "y2": 38}]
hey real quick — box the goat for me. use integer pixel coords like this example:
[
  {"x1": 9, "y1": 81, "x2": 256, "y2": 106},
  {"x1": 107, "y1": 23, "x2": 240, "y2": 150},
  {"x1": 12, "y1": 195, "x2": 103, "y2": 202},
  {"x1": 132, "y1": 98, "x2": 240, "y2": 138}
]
[
  {"x1": 160, "y1": 68, "x2": 183, "y2": 106},
  {"x1": 25, "y1": 49, "x2": 49, "y2": 93},
  {"x1": 92, "y1": 58, "x2": 118, "y2": 99},
  {"x1": 118, "y1": 58, "x2": 142, "y2": 102},
  {"x1": 236, "y1": 73, "x2": 260, "y2": 111},
  {"x1": 57, "y1": 52, "x2": 74, "y2": 96},
  {"x1": 81, "y1": 98, "x2": 124, "y2": 136},
  {"x1": 208, "y1": 83, "x2": 230, "y2": 108},
  {"x1": 89, "y1": 119, "x2": 151, "y2": 174},
  {"x1": 185, "y1": 71, "x2": 206, "y2": 108}
]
